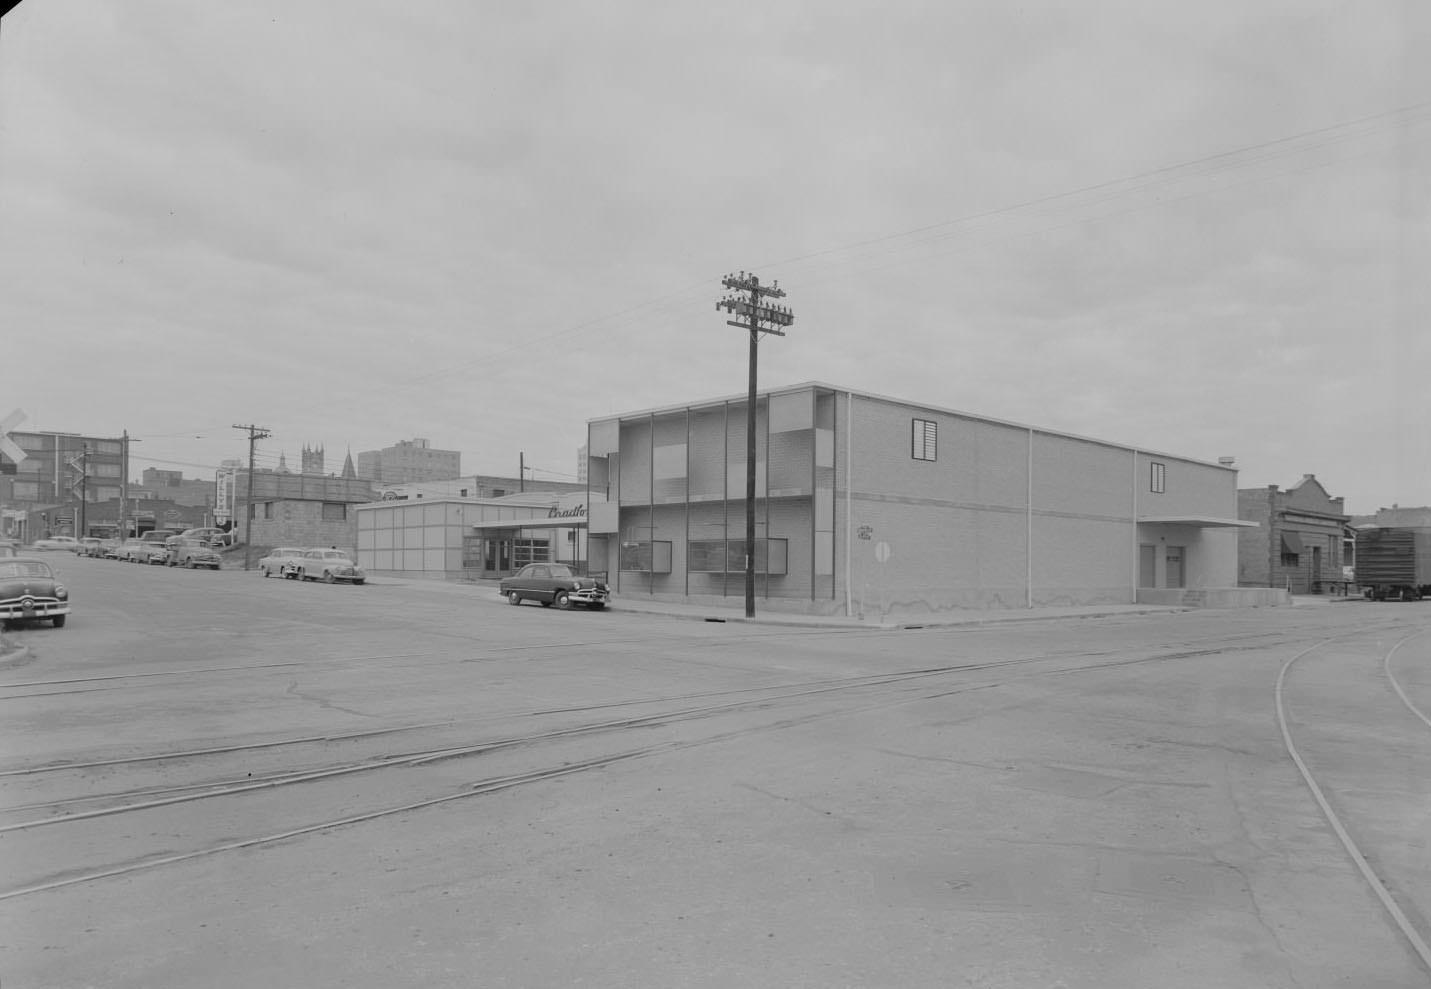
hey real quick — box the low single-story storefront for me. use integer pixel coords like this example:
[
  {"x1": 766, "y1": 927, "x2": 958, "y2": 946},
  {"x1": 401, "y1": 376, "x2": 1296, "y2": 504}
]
[{"x1": 355, "y1": 492, "x2": 597, "y2": 580}]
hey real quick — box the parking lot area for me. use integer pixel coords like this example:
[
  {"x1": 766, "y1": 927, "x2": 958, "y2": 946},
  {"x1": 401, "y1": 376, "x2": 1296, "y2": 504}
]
[{"x1": 2, "y1": 557, "x2": 1429, "y2": 988}]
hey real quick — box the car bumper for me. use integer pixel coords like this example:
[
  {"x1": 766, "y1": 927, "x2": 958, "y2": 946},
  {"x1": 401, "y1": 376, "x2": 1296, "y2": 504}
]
[
  {"x1": 0, "y1": 599, "x2": 70, "y2": 620},
  {"x1": 568, "y1": 589, "x2": 609, "y2": 605}
]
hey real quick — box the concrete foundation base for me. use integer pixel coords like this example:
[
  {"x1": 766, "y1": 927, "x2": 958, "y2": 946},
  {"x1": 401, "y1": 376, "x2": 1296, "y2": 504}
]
[{"x1": 1136, "y1": 587, "x2": 1290, "y2": 608}]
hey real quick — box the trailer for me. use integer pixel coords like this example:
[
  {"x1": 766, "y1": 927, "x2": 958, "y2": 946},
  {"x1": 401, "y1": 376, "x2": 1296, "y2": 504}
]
[{"x1": 1354, "y1": 526, "x2": 1431, "y2": 601}]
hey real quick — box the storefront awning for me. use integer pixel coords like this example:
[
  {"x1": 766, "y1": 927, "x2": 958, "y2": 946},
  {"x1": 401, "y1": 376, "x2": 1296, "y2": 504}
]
[
  {"x1": 1281, "y1": 531, "x2": 1305, "y2": 553},
  {"x1": 1138, "y1": 516, "x2": 1258, "y2": 528},
  {"x1": 469, "y1": 517, "x2": 587, "y2": 530}
]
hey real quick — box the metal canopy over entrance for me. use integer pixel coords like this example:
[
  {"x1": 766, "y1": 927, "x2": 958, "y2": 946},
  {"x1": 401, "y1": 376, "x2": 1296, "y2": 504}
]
[{"x1": 1138, "y1": 516, "x2": 1258, "y2": 528}]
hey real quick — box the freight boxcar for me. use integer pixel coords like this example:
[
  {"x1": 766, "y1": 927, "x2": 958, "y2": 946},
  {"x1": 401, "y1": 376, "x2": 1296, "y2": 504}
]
[{"x1": 1354, "y1": 526, "x2": 1431, "y2": 601}]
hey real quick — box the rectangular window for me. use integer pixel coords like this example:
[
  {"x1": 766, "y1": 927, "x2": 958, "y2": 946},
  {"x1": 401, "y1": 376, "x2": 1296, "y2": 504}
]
[
  {"x1": 263, "y1": 502, "x2": 274, "y2": 520},
  {"x1": 912, "y1": 419, "x2": 937, "y2": 461},
  {"x1": 91, "y1": 462, "x2": 121, "y2": 478},
  {"x1": 95, "y1": 440, "x2": 122, "y2": 455},
  {"x1": 513, "y1": 539, "x2": 550, "y2": 568},
  {"x1": 12, "y1": 480, "x2": 39, "y2": 500},
  {"x1": 1150, "y1": 462, "x2": 1166, "y2": 493},
  {"x1": 619, "y1": 540, "x2": 673, "y2": 573},
  {"x1": 321, "y1": 502, "x2": 347, "y2": 522},
  {"x1": 686, "y1": 538, "x2": 789, "y2": 576}
]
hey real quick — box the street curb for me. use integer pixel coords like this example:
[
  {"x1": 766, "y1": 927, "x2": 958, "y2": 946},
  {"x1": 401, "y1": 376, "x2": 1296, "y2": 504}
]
[{"x1": 609, "y1": 603, "x2": 1190, "y2": 631}]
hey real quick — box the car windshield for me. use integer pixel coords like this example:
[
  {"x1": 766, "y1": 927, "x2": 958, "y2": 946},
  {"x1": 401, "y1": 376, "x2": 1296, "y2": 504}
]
[{"x1": 0, "y1": 561, "x2": 53, "y2": 579}]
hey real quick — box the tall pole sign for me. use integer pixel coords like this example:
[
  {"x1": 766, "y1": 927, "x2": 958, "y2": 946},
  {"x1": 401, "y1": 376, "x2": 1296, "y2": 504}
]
[{"x1": 717, "y1": 272, "x2": 795, "y2": 619}]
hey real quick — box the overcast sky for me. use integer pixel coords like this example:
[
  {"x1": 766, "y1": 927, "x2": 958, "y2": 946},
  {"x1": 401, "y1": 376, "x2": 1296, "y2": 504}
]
[{"x1": 2, "y1": 1, "x2": 1427, "y2": 513}]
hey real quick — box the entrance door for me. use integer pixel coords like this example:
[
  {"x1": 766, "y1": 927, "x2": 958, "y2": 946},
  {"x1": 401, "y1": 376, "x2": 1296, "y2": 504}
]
[
  {"x1": 483, "y1": 537, "x2": 513, "y2": 576},
  {"x1": 1139, "y1": 545, "x2": 1156, "y2": 587},
  {"x1": 1166, "y1": 547, "x2": 1185, "y2": 589},
  {"x1": 1311, "y1": 545, "x2": 1322, "y2": 586}
]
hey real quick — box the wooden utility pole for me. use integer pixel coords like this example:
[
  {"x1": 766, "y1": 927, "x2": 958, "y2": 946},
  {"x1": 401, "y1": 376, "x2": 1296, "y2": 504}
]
[
  {"x1": 717, "y1": 272, "x2": 795, "y2": 618},
  {"x1": 233, "y1": 424, "x2": 271, "y2": 570}
]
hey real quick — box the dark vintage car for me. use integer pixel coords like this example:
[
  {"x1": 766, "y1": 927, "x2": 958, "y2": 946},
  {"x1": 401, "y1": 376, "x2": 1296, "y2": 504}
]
[
  {"x1": 499, "y1": 563, "x2": 608, "y2": 610},
  {"x1": 0, "y1": 556, "x2": 70, "y2": 628}
]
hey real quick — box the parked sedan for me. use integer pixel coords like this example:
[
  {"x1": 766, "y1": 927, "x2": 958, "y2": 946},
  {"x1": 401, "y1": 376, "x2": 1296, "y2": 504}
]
[
  {"x1": 167, "y1": 538, "x2": 221, "y2": 570},
  {"x1": 0, "y1": 556, "x2": 70, "y2": 628},
  {"x1": 113, "y1": 540, "x2": 147, "y2": 563},
  {"x1": 499, "y1": 563, "x2": 609, "y2": 610},
  {"x1": 295, "y1": 549, "x2": 365, "y2": 584},
  {"x1": 30, "y1": 536, "x2": 80, "y2": 552},
  {"x1": 117, "y1": 540, "x2": 166, "y2": 565},
  {"x1": 258, "y1": 547, "x2": 307, "y2": 579},
  {"x1": 76, "y1": 537, "x2": 105, "y2": 556}
]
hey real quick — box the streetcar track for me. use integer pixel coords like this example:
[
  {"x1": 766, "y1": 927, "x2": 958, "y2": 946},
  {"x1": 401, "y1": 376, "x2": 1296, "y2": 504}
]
[
  {"x1": 0, "y1": 670, "x2": 1012, "y2": 902},
  {"x1": 5, "y1": 616, "x2": 1422, "y2": 907},
  {"x1": 1276, "y1": 630, "x2": 1431, "y2": 973},
  {"x1": 0, "y1": 664, "x2": 987, "y2": 830},
  {"x1": 3, "y1": 626, "x2": 1394, "y2": 830},
  {"x1": 1385, "y1": 632, "x2": 1431, "y2": 729}
]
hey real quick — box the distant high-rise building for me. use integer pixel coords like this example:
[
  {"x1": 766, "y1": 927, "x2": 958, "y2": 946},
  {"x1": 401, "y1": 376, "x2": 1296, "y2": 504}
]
[{"x1": 356, "y1": 438, "x2": 461, "y2": 485}]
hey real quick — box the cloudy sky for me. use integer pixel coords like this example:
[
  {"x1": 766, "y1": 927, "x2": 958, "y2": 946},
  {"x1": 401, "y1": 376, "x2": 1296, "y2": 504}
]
[{"x1": 2, "y1": 1, "x2": 1427, "y2": 513}]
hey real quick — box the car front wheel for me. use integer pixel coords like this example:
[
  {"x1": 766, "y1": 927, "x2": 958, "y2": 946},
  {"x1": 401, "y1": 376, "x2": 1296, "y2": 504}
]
[
  {"x1": 507, "y1": 591, "x2": 521, "y2": 606},
  {"x1": 554, "y1": 590, "x2": 571, "y2": 610}
]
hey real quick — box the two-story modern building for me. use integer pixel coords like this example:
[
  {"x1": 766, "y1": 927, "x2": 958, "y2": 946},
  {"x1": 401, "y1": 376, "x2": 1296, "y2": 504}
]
[{"x1": 584, "y1": 382, "x2": 1266, "y2": 618}]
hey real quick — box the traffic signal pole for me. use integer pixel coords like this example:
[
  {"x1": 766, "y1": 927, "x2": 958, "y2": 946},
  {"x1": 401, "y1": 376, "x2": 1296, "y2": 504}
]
[{"x1": 717, "y1": 272, "x2": 794, "y2": 618}]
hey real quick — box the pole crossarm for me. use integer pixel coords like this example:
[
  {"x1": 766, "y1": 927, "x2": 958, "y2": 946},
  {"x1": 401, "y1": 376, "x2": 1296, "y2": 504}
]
[{"x1": 717, "y1": 272, "x2": 794, "y2": 338}]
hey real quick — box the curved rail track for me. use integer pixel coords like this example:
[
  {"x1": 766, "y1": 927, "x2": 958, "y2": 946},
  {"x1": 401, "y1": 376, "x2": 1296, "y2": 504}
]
[{"x1": 1276, "y1": 628, "x2": 1431, "y2": 973}]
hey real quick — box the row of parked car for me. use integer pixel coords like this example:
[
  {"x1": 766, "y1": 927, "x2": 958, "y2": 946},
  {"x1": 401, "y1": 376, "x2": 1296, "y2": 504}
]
[
  {"x1": 82, "y1": 532, "x2": 224, "y2": 569},
  {"x1": 257, "y1": 547, "x2": 366, "y2": 584}
]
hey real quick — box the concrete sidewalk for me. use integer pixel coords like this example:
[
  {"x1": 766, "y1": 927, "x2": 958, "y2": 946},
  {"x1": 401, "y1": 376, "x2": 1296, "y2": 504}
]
[
  {"x1": 353, "y1": 573, "x2": 1378, "y2": 630},
  {"x1": 369, "y1": 574, "x2": 1192, "y2": 630}
]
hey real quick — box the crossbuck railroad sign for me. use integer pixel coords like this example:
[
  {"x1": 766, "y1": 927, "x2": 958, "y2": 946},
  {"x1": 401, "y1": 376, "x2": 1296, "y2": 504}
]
[{"x1": 0, "y1": 409, "x2": 27, "y2": 472}]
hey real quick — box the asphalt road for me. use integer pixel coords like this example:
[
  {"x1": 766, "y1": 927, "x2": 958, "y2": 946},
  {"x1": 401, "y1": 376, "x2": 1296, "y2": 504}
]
[{"x1": 2, "y1": 556, "x2": 1429, "y2": 988}]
